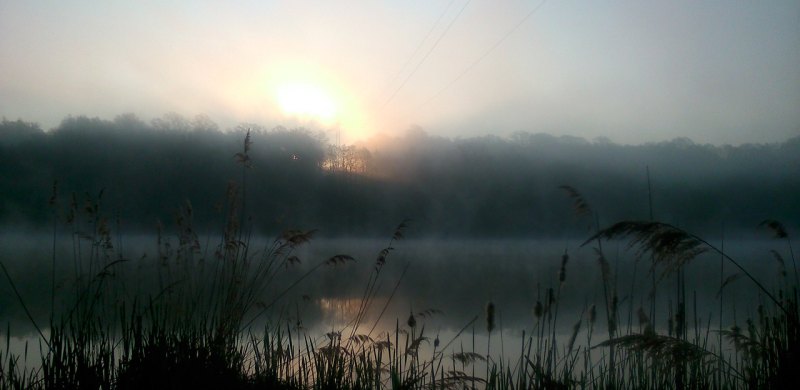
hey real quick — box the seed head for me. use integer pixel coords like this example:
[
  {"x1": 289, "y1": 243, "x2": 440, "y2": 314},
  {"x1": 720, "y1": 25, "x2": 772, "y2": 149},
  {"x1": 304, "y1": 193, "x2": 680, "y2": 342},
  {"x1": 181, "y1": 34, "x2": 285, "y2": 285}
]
[
  {"x1": 637, "y1": 307, "x2": 649, "y2": 327},
  {"x1": 407, "y1": 311, "x2": 417, "y2": 329},
  {"x1": 760, "y1": 219, "x2": 788, "y2": 239},
  {"x1": 485, "y1": 302, "x2": 496, "y2": 333},
  {"x1": 534, "y1": 301, "x2": 543, "y2": 318},
  {"x1": 558, "y1": 251, "x2": 567, "y2": 281}
]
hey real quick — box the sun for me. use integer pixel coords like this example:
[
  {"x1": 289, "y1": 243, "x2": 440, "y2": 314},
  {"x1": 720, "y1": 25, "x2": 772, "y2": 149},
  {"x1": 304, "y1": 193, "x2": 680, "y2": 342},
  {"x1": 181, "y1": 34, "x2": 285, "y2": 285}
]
[
  {"x1": 275, "y1": 82, "x2": 337, "y2": 123},
  {"x1": 226, "y1": 61, "x2": 373, "y2": 142}
]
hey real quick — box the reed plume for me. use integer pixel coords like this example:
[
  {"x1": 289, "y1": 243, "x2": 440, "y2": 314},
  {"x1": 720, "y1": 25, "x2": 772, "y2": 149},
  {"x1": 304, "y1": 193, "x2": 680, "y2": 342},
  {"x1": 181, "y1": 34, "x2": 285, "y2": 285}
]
[
  {"x1": 595, "y1": 333, "x2": 715, "y2": 367},
  {"x1": 582, "y1": 221, "x2": 706, "y2": 278},
  {"x1": 558, "y1": 185, "x2": 592, "y2": 217},
  {"x1": 584, "y1": 220, "x2": 790, "y2": 315},
  {"x1": 761, "y1": 219, "x2": 788, "y2": 239}
]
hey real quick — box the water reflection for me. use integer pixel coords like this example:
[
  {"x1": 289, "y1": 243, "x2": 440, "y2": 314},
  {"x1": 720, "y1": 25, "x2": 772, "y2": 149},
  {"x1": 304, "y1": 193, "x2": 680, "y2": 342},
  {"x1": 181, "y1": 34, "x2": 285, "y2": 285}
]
[{"x1": 0, "y1": 233, "x2": 787, "y2": 342}]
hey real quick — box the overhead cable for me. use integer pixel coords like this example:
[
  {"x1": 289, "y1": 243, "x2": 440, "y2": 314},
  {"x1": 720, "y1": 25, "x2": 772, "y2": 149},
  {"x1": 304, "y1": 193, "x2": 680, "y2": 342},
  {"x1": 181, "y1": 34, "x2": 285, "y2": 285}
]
[
  {"x1": 421, "y1": 0, "x2": 548, "y2": 107},
  {"x1": 384, "y1": 0, "x2": 459, "y2": 95},
  {"x1": 384, "y1": 0, "x2": 473, "y2": 107}
]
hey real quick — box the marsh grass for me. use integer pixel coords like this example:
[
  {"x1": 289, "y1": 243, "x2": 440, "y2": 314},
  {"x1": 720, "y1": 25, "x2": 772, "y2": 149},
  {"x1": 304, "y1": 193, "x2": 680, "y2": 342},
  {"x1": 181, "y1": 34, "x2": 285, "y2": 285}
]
[{"x1": 1, "y1": 141, "x2": 798, "y2": 389}]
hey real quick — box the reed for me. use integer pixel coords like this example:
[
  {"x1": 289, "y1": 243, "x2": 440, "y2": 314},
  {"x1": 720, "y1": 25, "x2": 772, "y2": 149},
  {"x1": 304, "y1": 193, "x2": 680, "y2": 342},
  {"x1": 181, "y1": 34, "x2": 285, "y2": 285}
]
[{"x1": 1, "y1": 143, "x2": 797, "y2": 389}]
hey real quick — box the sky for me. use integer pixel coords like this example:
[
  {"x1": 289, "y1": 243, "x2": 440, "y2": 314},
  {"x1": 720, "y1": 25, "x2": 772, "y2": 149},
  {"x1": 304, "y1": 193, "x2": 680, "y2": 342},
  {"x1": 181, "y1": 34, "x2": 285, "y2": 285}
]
[{"x1": 1, "y1": 0, "x2": 798, "y2": 145}]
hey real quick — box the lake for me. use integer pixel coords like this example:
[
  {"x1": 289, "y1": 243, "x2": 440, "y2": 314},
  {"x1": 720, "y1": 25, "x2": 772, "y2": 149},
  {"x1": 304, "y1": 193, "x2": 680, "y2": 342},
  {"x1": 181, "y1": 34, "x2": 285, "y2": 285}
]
[{"x1": 1, "y1": 229, "x2": 790, "y2": 365}]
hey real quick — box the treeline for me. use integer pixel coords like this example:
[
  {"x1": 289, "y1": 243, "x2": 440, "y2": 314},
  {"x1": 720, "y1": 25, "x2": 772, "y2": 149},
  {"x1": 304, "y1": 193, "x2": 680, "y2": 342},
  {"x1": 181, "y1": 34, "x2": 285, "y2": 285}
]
[{"x1": 1, "y1": 115, "x2": 798, "y2": 237}]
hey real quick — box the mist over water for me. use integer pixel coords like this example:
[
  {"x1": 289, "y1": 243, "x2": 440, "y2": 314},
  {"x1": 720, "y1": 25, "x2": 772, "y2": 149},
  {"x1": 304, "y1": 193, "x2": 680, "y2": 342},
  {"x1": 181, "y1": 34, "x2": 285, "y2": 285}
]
[{"x1": 0, "y1": 233, "x2": 787, "y2": 339}]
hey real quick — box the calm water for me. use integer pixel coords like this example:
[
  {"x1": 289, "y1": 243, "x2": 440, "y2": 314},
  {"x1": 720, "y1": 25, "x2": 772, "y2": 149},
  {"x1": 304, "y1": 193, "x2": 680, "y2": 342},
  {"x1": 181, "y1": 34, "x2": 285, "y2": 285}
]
[{"x1": 0, "y1": 231, "x2": 792, "y2": 362}]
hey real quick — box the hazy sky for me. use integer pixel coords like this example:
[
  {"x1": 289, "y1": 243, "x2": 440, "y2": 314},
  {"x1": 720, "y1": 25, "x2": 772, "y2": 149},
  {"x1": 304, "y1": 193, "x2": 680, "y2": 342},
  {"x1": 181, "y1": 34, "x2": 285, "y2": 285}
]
[{"x1": 1, "y1": 1, "x2": 798, "y2": 145}]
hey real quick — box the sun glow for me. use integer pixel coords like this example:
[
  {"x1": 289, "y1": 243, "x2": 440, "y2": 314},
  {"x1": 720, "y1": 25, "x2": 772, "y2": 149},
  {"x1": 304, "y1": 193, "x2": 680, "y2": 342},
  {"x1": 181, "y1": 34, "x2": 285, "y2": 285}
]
[
  {"x1": 224, "y1": 61, "x2": 374, "y2": 143},
  {"x1": 275, "y1": 82, "x2": 337, "y2": 123}
]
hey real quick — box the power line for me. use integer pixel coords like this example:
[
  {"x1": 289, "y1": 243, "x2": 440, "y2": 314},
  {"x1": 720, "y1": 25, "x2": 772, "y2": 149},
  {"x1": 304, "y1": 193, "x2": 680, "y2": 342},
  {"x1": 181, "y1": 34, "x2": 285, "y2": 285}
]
[
  {"x1": 384, "y1": 0, "x2": 459, "y2": 95},
  {"x1": 420, "y1": 0, "x2": 548, "y2": 108},
  {"x1": 384, "y1": 0, "x2": 473, "y2": 107}
]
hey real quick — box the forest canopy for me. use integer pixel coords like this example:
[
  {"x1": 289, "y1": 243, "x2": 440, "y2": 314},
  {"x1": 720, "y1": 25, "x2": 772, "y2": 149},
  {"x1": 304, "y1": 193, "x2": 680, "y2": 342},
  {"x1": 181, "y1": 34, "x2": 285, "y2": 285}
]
[{"x1": 1, "y1": 114, "x2": 798, "y2": 237}]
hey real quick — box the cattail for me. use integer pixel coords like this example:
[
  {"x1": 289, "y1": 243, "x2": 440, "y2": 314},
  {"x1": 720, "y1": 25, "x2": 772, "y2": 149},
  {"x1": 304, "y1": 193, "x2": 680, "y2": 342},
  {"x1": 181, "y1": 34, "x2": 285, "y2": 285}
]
[
  {"x1": 534, "y1": 301, "x2": 543, "y2": 318},
  {"x1": 608, "y1": 318, "x2": 617, "y2": 335},
  {"x1": 407, "y1": 311, "x2": 417, "y2": 329},
  {"x1": 610, "y1": 295, "x2": 618, "y2": 317},
  {"x1": 588, "y1": 304, "x2": 597, "y2": 325},
  {"x1": 675, "y1": 308, "x2": 685, "y2": 337},
  {"x1": 607, "y1": 294, "x2": 618, "y2": 334},
  {"x1": 486, "y1": 302, "x2": 496, "y2": 333},
  {"x1": 558, "y1": 249, "x2": 569, "y2": 282},
  {"x1": 637, "y1": 307, "x2": 650, "y2": 331},
  {"x1": 434, "y1": 334, "x2": 440, "y2": 348}
]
